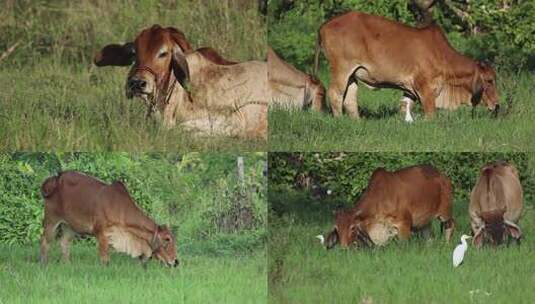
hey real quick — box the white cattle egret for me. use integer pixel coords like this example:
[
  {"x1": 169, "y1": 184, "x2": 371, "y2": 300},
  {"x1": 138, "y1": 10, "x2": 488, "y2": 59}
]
[
  {"x1": 402, "y1": 96, "x2": 414, "y2": 123},
  {"x1": 452, "y1": 234, "x2": 472, "y2": 267},
  {"x1": 316, "y1": 234, "x2": 325, "y2": 245}
]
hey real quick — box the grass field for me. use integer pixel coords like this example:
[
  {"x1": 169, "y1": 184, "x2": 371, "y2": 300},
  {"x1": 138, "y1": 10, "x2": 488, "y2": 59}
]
[
  {"x1": 0, "y1": 244, "x2": 266, "y2": 304},
  {"x1": 269, "y1": 67, "x2": 535, "y2": 152},
  {"x1": 0, "y1": 0, "x2": 266, "y2": 151},
  {"x1": 268, "y1": 190, "x2": 535, "y2": 304}
]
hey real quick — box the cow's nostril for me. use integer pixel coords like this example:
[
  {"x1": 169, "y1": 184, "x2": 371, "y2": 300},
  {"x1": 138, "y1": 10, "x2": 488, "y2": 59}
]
[
  {"x1": 128, "y1": 78, "x2": 147, "y2": 90},
  {"x1": 138, "y1": 79, "x2": 147, "y2": 89}
]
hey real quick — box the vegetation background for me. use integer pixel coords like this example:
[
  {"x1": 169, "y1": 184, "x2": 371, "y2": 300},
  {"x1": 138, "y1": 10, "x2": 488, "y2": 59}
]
[
  {"x1": 268, "y1": 0, "x2": 535, "y2": 151},
  {"x1": 268, "y1": 152, "x2": 535, "y2": 303},
  {"x1": 0, "y1": 152, "x2": 267, "y2": 303},
  {"x1": 0, "y1": 0, "x2": 267, "y2": 151}
]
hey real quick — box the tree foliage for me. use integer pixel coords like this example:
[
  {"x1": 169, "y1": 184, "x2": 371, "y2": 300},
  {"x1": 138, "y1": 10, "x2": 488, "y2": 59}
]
[{"x1": 269, "y1": 152, "x2": 534, "y2": 207}]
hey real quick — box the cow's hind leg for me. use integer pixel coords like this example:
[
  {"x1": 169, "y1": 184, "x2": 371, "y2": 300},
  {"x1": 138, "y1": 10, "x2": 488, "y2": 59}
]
[
  {"x1": 60, "y1": 226, "x2": 76, "y2": 263},
  {"x1": 415, "y1": 82, "x2": 437, "y2": 119},
  {"x1": 40, "y1": 219, "x2": 61, "y2": 265},
  {"x1": 96, "y1": 230, "x2": 110, "y2": 265},
  {"x1": 439, "y1": 218, "x2": 455, "y2": 243}
]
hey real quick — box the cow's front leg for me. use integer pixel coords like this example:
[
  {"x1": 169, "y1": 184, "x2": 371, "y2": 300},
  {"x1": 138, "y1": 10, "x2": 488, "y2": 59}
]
[
  {"x1": 393, "y1": 214, "x2": 412, "y2": 241},
  {"x1": 416, "y1": 84, "x2": 436, "y2": 119},
  {"x1": 96, "y1": 231, "x2": 110, "y2": 265}
]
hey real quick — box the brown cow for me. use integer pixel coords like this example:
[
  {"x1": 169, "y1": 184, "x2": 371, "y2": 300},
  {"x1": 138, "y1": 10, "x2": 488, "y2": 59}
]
[
  {"x1": 314, "y1": 12, "x2": 500, "y2": 120},
  {"x1": 268, "y1": 47, "x2": 325, "y2": 111},
  {"x1": 94, "y1": 25, "x2": 268, "y2": 139},
  {"x1": 39, "y1": 171, "x2": 178, "y2": 267},
  {"x1": 469, "y1": 161, "x2": 523, "y2": 247},
  {"x1": 324, "y1": 165, "x2": 454, "y2": 249}
]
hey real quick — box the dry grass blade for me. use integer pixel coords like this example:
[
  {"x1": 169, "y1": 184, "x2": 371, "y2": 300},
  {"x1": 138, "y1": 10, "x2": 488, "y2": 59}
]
[{"x1": 0, "y1": 40, "x2": 21, "y2": 63}]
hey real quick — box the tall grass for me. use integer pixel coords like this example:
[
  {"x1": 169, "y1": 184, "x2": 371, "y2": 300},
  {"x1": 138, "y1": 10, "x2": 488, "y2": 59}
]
[
  {"x1": 0, "y1": 0, "x2": 266, "y2": 150},
  {"x1": 0, "y1": 245, "x2": 267, "y2": 304}
]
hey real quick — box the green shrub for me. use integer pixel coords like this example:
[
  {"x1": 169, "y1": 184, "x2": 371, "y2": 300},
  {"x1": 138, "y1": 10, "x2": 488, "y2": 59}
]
[{"x1": 269, "y1": 152, "x2": 534, "y2": 208}]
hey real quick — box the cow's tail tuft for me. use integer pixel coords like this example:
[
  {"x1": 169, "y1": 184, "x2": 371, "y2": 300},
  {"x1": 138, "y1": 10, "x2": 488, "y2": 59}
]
[
  {"x1": 313, "y1": 30, "x2": 322, "y2": 77},
  {"x1": 41, "y1": 175, "x2": 59, "y2": 199}
]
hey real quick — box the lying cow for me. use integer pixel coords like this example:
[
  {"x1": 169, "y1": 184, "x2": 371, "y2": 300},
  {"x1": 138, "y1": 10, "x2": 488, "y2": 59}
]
[
  {"x1": 322, "y1": 165, "x2": 455, "y2": 249},
  {"x1": 95, "y1": 25, "x2": 268, "y2": 139},
  {"x1": 469, "y1": 161, "x2": 523, "y2": 247},
  {"x1": 268, "y1": 47, "x2": 325, "y2": 111},
  {"x1": 314, "y1": 11, "x2": 500, "y2": 120},
  {"x1": 39, "y1": 171, "x2": 178, "y2": 267}
]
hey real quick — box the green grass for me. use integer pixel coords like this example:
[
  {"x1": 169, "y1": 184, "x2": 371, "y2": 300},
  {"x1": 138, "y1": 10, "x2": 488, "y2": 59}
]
[
  {"x1": 0, "y1": 0, "x2": 266, "y2": 151},
  {"x1": 269, "y1": 69, "x2": 535, "y2": 152},
  {"x1": 268, "y1": 190, "x2": 535, "y2": 304},
  {"x1": 0, "y1": 244, "x2": 266, "y2": 304}
]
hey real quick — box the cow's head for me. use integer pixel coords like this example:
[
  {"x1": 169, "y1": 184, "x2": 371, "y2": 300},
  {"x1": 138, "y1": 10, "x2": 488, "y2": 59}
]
[
  {"x1": 473, "y1": 61, "x2": 500, "y2": 114},
  {"x1": 151, "y1": 225, "x2": 179, "y2": 267},
  {"x1": 473, "y1": 209, "x2": 522, "y2": 247},
  {"x1": 94, "y1": 25, "x2": 192, "y2": 105},
  {"x1": 324, "y1": 209, "x2": 372, "y2": 249}
]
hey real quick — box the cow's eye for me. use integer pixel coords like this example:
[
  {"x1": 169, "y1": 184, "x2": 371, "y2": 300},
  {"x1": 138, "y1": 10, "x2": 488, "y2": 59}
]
[{"x1": 159, "y1": 52, "x2": 168, "y2": 58}]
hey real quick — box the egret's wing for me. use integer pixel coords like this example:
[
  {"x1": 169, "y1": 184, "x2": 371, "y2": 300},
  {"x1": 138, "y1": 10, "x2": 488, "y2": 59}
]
[{"x1": 452, "y1": 245, "x2": 466, "y2": 267}]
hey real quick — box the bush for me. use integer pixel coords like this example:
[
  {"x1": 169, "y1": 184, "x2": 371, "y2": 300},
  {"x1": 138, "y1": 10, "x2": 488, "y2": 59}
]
[{"x1": 268, "y1": 152, "x2": 534, "y2": 208}]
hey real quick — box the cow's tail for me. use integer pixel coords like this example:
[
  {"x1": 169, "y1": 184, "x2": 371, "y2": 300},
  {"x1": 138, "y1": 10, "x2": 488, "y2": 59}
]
[
  {"x1": 41, "y1": 174, "x2": 60, "y2": 199},
  {"x1": 313, "y1": 30, "x2": 322, "y2": 77}
]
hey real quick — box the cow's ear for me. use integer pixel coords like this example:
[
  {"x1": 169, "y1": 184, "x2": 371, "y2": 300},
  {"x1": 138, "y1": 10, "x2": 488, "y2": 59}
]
[
  {"x1": 172, "y1": 45, "x2": 189, "y2": 87},
  {"x1": 473, "y1": 227, "x2": 485, "y2": 248},
  {"x1": 166, "y1": 27, "x2": 193, "y2": 53},
  {"x1": 94, "y1": 42, "x2": 135, "y2": 67},
  {"x1": 325, "y1": 228, "x2": 338, "y2": 250},
  {"x1": 504, "y1": 220, "x2": 522, "y2": 239}
]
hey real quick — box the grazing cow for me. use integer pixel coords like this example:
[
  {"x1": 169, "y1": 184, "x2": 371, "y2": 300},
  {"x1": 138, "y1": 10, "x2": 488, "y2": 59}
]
[
  {"x1": 469, "y1": 161, "x2": 523, "y2": 247},
  {"x1": 268, "y1": 47, "x2": 325, "y2": 111},
  {"x1": 324, "y1": 165, "x2": 454, "y2": 249},
  {"x1": 94, "y1": 25, "x2": 268, "y2": 139},
  {"x1": 39, "y1": 171, "x2": 178, "y2": 267},
  {"x1": 314, "y1": 12, "x2": 500, "y2": 120}
]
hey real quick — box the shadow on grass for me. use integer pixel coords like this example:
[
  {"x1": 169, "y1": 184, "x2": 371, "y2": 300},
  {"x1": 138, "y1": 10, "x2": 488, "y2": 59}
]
[{"x1": 359, "y1": 104, "x2": 400, "y2": 120}]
